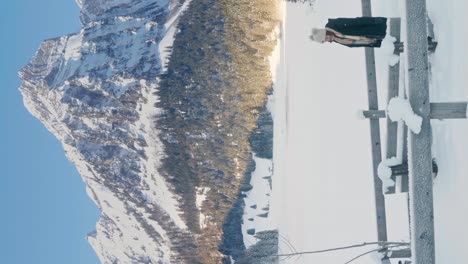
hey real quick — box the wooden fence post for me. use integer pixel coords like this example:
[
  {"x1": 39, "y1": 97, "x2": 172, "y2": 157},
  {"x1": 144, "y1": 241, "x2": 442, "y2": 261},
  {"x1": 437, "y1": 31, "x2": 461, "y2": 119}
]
[
  {"x1": 404, "y1": 0, "x2": 436, "y2": 262},
  {"x1": 386, "y1": 18, "x2": 401, "y2": 194},
  {"x1": 361, "y1": 0, "x2": 388, "y2": 246}
]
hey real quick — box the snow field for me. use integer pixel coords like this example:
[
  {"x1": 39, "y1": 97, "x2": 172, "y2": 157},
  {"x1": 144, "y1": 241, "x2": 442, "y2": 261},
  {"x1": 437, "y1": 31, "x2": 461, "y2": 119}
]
[
  {"x1": 241, "y1": 154, "x2": 275, "y2": 248},
  {"x1": 274, "y1": 0, "x2": 468, "y2": 262}
]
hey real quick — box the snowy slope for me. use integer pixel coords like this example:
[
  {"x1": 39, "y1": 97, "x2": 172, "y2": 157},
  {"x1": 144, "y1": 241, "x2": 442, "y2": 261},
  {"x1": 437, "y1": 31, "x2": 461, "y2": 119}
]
[
  {"x1": 241, "y1": 11, "x2": 284, "y2": 249},
  {"x1": 19, "y1": 0, "x2": 195, "y2": 263},
  {"x1": 242, "y1": 154, "x2": 275, "y2": 248}
]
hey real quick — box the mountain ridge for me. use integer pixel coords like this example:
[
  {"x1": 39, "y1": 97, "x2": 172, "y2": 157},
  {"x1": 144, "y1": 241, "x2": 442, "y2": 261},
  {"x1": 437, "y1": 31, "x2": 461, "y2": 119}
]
[
  {"x1": 20, "y1": 0, "x2": 196, "y2": 262},
  {"x1": 19, "y1": 0, "x2": 281, "y2": 262}
]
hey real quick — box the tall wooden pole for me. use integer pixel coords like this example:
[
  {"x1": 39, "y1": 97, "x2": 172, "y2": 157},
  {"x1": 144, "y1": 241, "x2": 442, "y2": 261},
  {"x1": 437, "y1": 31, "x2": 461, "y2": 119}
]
[
  {"x1": 404, "y1": 0, "x2": 436, "y2": 263},
  {"x1": 386, "y1": 18, "x2": 401, "y2": 194},
  {"x1": 361, "y1": 0, "x2": 388, "y2": 244}
]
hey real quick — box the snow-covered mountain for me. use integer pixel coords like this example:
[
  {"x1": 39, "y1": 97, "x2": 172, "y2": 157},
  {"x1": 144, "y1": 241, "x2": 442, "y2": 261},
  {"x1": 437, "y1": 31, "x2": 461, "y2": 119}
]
[
  {"x1": 19, "y1": 0, "x2": 283, "y2": 262},
  {"x1": 19, "y1": 0, "x2": 197, "y2": 263}
]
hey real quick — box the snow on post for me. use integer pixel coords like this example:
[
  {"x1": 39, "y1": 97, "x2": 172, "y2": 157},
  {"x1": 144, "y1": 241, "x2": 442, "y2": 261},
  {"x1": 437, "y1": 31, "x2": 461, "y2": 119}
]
[
  {"x1": 387, "y1": 97, "x2": 422, "y2": 134},
  {"x1": 380, "y1": 35, "x2": 400, "y2": 66},
  {"x1": 356, "y1": 109, "x2": 366, "y2": 120},
  {"x1": 377, "y1": 157, "x2": 399, "y2": 193},
  {"x1": 385, "y1": 19, "x2": 402, "y2": 194}
]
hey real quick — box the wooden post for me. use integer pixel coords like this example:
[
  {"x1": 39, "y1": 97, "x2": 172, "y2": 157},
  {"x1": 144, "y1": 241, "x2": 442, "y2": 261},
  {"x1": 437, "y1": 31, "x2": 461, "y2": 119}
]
[
  {"x1": 390, "y1": 162, "x2": 438, "y2": 177},
  {"x1": 386, "y1": 18, "x2": 401, "y2": 194},
  {"x1": 363, "y1": 110, "x2": 386, "y2": 119},
  {"x1": 430, "y1": 102, "x2": 468, "y2": 119},
  {"x1": 389, "y1": 249, "x2": 412, "y2": 258},
  {"x1": 382, "y1": 258, "x2": 391, "y2": 264},
  {"x1": 361, "y1": 0, "x2": 372, "y2": 17},
  {"x1": 404, "y1": 0, "x2": 436, "y2": 263},
  {"x1": 401, "y1": 122, "x2": 409, "y2": 192},
  {"x1": 361, "y1": 0, "x2": 388, "y2": 246},
  {"x1": 362, "y1": 102, "x2": 468, "y2": 120}
]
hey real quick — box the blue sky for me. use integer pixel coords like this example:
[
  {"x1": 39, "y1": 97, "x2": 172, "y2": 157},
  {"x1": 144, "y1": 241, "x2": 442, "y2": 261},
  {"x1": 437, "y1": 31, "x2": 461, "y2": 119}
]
[{"x1": 0, "y1": 1, "x2": 100, "y2": 263}]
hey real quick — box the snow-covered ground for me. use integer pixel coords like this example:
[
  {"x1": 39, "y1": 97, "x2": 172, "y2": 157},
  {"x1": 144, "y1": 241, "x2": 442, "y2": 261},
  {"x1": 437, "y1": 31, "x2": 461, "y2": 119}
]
[
  {"x1": 426, "y1": 0, "x2": 468, "y2": 263},
  {"x1": 275, "y1": 0, "x2": 468, "y2": 263},
  {"x1": 241, "y1": 154, "x2": 275, "y2": 248}
]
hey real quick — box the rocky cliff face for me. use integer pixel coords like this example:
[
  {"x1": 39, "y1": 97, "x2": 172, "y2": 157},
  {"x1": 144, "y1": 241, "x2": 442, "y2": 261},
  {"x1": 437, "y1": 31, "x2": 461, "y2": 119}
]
[
  {"x1": 20, "y1": 0, "x2": 282, "y2": 262},
  {"x1": 19, "y1": 0, "x2": 198, "y2": 263}
]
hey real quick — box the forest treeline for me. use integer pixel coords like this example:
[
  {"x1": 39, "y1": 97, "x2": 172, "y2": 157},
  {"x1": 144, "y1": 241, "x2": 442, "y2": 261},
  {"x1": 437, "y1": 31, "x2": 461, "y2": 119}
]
[{"x1": 156, "y1": 0, "x2": 280, "y2": 263}]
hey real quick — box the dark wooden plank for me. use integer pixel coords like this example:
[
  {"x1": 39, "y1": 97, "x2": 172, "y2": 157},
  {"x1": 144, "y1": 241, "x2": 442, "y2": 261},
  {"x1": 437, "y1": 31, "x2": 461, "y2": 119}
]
[
  {"x1": 386, "y1": 18, "x2": 401, "y2": 194},
  {"x1": 405, "y1": 0, "x2": 436, "y2": 262},
  {"x1": 430, "y1": 102, "x2": 467, "y2": 119},
  {"x1": 363, "y1": 110, "x2": 386, "y2": 119},
  {"x1": 390, "y1": 162, "x2": 437, "y2": 176},
  {"x1": 361, "y1": 0, "x2": 388, "y2": 245},
  {"x1": 363, "y1": 102, "x2": 468, "y2": 120},
  {"x1": 389, "y1": 249, "x2": 412, "y2": 259},
  {"x1": 361, "y1": 0, "x2": 372, "y2": 16},
  {"x1": 401, "y1": 128, "x2": 409, "y2": 192}
]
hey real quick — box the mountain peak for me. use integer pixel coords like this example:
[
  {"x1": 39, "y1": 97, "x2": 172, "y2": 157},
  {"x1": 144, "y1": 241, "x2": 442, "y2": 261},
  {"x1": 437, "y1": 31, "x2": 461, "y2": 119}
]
[{"x1": 19, "y1": 0, "x2": 194, "y2": 263}]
